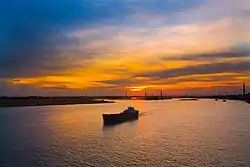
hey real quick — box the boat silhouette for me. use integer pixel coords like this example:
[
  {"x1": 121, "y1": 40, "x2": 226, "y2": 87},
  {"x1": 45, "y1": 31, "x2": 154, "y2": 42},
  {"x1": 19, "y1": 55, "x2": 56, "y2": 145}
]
[{"x1": 102, "y1": 106, "x2": 139, "y2": 125}]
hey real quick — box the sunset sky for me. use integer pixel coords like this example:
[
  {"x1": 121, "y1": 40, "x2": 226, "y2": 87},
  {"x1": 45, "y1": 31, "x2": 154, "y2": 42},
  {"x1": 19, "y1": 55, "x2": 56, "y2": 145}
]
[{"x1": 0, "y1": 0, "x2": 250, "y2": 96}]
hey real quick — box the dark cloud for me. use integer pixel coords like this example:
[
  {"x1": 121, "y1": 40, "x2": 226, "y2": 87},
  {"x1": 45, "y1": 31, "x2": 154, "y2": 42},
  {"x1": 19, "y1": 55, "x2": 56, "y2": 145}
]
[
  {"x1": 100, "y1": 73, "x2": 246, "y2": 87},
  {"x1": 0, "y1": 0, "x2": 204, "y2": 78},
  {"x1": 137, "y1": 61, "x2": 250, "y2": 79},
  {"x1": 0, "y1": 0, "x2": 131, "y2": 78},
  {"x1": 0, "y1": 1, "x2": 83, "y2": 78},
  {"x1": 165, "y1": 47, "x2": 250, "y2": 61},
  {"x1": 167, "y1": 74, "x2": 241, "y2": 83}
]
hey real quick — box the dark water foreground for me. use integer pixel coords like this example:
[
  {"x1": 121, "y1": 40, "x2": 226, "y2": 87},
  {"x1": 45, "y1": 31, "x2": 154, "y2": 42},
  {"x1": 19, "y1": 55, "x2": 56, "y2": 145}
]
[{"x1": 0, "y1": 99, "x2": 250, "y2": 167}]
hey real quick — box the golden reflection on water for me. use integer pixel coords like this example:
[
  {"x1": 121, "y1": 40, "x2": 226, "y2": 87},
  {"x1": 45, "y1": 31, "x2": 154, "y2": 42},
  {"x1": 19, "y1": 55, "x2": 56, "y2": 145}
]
[
  {"x1": 45, "y1": 99, "x2": 250, "y2": 140},
  {"x1": 17, "y1": 99, "x2": 250, "y2": 166}
]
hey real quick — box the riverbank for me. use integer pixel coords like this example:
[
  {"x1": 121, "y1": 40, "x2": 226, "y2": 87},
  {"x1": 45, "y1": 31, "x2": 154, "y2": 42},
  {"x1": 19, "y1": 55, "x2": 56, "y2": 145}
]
[
  {"x1": 198, "y1": 94, "x2": 250, "y2": 104},
  {"x1": 0, "y1": 97, "x2": 114, "y2": 108}
]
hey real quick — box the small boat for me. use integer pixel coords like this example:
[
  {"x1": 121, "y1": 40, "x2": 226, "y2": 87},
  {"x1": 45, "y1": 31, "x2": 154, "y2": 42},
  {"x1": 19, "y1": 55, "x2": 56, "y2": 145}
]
[
  {"x1": 215, "y1": 99, "x2": 218, "y2": 101},
  {"x1": 223, "y1": 99, "x2": 227, "y2": 102},
  {"x1": 103, "y1": 106, "x2": 139, "y2": 125}
]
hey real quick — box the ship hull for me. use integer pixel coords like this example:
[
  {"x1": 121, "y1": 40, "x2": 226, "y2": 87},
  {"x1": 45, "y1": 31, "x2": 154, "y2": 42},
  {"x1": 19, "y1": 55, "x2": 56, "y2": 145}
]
[{"x1": 103, "y1": 111, "x2": 139, "y2": 125}]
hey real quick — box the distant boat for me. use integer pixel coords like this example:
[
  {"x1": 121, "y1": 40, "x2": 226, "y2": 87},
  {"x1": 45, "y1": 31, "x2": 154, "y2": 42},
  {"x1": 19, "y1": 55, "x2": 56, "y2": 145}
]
[
  {"x1": 103, "y1": 106, "x2": 139, "y2": 125},
  {"x1": 215, "y1": 99, "x2": 218, "y2": 101},
  {"x1": 223, "y1": 100, "x2": 227, "y2": 102}
]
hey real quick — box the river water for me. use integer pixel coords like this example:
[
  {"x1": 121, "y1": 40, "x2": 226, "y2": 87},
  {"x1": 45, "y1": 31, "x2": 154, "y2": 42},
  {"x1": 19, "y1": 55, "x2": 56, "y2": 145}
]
[{"x1": 0, "y1": 99, "x2": 250, "y2": 167}]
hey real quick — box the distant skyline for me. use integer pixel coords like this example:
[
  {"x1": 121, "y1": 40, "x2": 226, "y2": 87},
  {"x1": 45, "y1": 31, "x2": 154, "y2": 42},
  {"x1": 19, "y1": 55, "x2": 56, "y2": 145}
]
[{"x1": 0, "y1": 0, "x2": 250, "y2": 96}]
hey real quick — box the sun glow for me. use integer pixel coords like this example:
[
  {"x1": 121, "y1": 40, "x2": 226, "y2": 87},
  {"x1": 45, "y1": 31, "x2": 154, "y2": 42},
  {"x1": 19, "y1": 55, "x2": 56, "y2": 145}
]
[{"x1": 128, "y1": 86, "x2": 152, "y2": 92}]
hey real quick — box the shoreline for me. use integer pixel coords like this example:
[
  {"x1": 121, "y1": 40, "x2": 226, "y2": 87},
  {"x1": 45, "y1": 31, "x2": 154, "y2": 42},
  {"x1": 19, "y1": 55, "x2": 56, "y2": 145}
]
[
  {"x1": 200, "y1": 95, "x2": 250, "y2": 104},
  {"x1": 0, "y1": 97, "x2": 114, "y2": 108},
  {"x1": 0, "y1": 94, "x2": 249, "y2": 108}
]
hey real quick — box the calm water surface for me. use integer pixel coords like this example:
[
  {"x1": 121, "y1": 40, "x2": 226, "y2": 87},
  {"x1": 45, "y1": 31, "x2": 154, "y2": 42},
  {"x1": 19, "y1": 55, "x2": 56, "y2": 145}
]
[{"x1": 1, "y1": 99, "x2": 250, "y2": 167}]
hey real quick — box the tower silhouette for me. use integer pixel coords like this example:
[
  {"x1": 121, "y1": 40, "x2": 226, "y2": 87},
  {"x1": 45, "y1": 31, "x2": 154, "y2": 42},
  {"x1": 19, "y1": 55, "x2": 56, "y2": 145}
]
[{"x1": 243, "y1": 83, "x2": 246, "y2": 96}]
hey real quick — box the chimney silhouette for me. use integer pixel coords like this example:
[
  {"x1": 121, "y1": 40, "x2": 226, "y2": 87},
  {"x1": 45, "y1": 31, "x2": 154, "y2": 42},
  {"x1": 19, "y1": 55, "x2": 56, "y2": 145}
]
[
  {"x1": 160, "y1": 90, "x2": 163, "y2": 100},
  {"x1": 243, "y1": 83, "x2": 246, "y2": 96}
]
